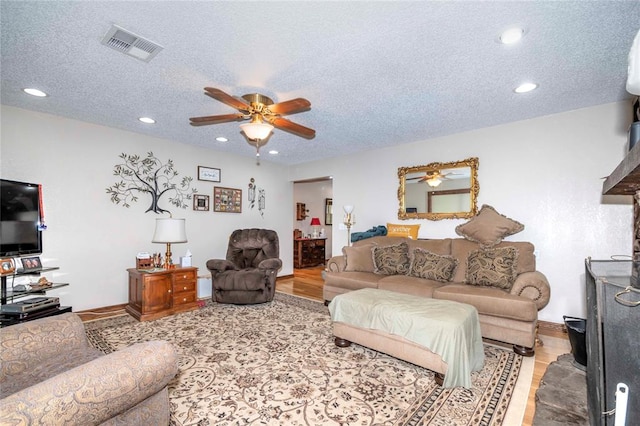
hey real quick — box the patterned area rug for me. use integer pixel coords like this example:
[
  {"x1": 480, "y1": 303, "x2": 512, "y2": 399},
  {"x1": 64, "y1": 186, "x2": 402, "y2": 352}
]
[{"x1": 85, "y1": 293, "x2": 524, "y2": 425}]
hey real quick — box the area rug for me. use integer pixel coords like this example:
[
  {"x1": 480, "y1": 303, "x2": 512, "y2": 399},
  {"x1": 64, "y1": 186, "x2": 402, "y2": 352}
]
[{"x1": 85, "y1": 293, "x2": 528, "y2": 425}]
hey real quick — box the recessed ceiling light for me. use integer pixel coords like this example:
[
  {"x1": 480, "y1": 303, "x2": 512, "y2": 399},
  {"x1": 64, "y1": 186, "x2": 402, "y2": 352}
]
[
  {"x1": 216, "y1": 137, "x2": 228, "y2": 142},
  {"x1": 514, "y1": 82, "x2": 538, "y2": 93},
  {"x1": 23, "y1": 88, "x2": 47, "y2": 97},
  {"x1": 268, "y1": 150, "x2": 279, "y2": 155},
  {"x1": 499, "y1": 27, "x2": 524, "y2": 45},
  {"x1": 138, "y1": 117, "x2": 155, "y2": 124}
]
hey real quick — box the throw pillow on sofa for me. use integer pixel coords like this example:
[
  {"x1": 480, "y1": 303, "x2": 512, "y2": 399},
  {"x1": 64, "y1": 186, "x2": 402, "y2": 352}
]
[
  {"x1": 343, "y1": 244, "x2": 376, "y2": 272},
  {"x1": 386, "y1": 223, "x2": 420, "y2": 239},
  {"x1": 455, "y1": 204, "x2": 524, "y2": 247},
  {"x1": 465, "y1": 246, "x2": 518, "y2": 290},
  {"x1": 373, "y1": 242, "x2": 410, "y2": 275},
  {"x1": 409, "y1": 248, "x2": 458, "y2": 282}
]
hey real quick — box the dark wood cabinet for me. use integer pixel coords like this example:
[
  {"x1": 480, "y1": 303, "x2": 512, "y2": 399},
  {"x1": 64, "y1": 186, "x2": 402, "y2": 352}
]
[
  {"x1": 294, "y1": 238, "x2": 326, "y2": 268},
  {"x1": 126, "y1": 267, "x2": 198, "y2": 321}
]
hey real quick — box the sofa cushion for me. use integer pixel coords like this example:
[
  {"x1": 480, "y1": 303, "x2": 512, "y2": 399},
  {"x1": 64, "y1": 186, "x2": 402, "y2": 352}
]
[
  {"x1": 408, "y1": 238, "x2": 452, "y2": 255},
  {"x1": 451, "y1": 239, "x2": 535, "y2": 283},
  {"x1": 373, "y1": 242, "x2": 410, "y2": 275},
  {"x1": 323, "y1": 271, "x2": 383, "y2": 291},
  {"x1": 455, "y1": 205, "x2": 524, "y2": 247},
  {"x1": 387, "y1": 223, "x2": 420, "y2": 239},
  {"x1": 378, "y1": 275, "x2": 446, "y2": 298},
  {"x1": 433, "y1": 284, "x2": 537, "y2": 322},
  {"x1": 409, "y1": 248, "x2": 458, "y2": 282},
  {"x1": 465, "y1": 246, "x2": 518, "y2": 290},
  {"x1": 343, "y1": 244, "x2": 375, "y2": 272}
]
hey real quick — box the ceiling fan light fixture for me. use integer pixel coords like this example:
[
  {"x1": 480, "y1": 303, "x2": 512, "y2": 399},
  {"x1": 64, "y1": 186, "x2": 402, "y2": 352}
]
[
  {"x1": 240, "y1": 121, "x2": 274, "y2": 140},
  {"x1": 426, "y1": 177, "x2": 442, "y2": 187}
]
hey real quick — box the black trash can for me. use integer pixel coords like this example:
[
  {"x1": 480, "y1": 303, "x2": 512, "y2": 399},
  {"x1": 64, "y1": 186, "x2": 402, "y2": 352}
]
[{"x1": 563, "y1": 315, "x2": 587, "y2": 370}]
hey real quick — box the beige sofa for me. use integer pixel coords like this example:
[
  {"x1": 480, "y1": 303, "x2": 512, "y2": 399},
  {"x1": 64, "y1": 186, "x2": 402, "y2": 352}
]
[
  {"x1": 323, "y1": 236, "x2": 550, "y2": 355},
  {"x1": 0, "y1": 312, "x2": 178, "y2": 425}
]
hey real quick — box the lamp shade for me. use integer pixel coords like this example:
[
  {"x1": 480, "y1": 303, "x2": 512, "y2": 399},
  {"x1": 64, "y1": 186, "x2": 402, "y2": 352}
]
[
  {"x1": 152, "y1": 218, "x2": 187, "y2": 243},
  {"x1": 240, "y1": 122, "x2": 274, "y2": 140},
  {"x1": 310, "y1": 217, "x2": 321, "y2": 226},
  {"x1": 343, "y1": 205, "x2": 354, "y2": 214}
]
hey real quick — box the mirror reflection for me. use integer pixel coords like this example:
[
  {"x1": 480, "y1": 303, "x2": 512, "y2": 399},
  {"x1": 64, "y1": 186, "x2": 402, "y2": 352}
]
[{"x1": 398, "y1": 157, "x2": 479, "y2": 220}]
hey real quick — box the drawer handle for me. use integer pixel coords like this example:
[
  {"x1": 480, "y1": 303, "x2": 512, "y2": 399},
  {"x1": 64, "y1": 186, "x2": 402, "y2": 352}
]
[
  {"x1": 183, "y1": 286, "x2": 187, "y2": 290},
  {"x1": 183, "y1": 275, "x2": 187, "y2": 278},
  {"x1": 168, "y1": 289, "x2": 172, "y2": 293},
  {"x1": 615, "y1": 286, "x2": 640, "y2": 307},
  {"x1": 183, "y1": 298, "x2": 187, "y2": 302}
]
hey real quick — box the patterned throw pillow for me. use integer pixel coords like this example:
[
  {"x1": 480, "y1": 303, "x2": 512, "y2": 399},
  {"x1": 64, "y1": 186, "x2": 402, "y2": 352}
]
[
  {"x1": 455, "y1": 205, "x2": 524, "y2": 247},
  {"x1": 466, "y1": 246, "x2": 518, "y2": 290},
  {"x1": 409, "y1": 248, "x2": 459, "y2": 282},
  {"x1": 343, "y1": 244, "x2": 375, "y2": 272},
  {"x1": 372, "y1": 242, "x2": 410, "y2": 275},
  {"x1": 386, "y1": 223, "x2": 420, "y2": 239}
]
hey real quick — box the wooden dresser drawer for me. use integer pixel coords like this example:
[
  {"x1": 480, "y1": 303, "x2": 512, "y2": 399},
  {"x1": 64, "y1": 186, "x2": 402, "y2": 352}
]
[
  {"x1": 173, "y1": 292, "x2": 197, "y2": 306},
  {"x1": 173, "y1": 280, "x2": 196, "y2": 294},
  {"x1": 174, "y1": 270, "x2": 197, "y2": 283}
]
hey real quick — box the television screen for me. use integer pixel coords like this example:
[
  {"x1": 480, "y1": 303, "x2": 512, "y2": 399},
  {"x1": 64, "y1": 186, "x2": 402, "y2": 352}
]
[{"x1": 0, "y1": 179, "x2": 43, "y2": 257}]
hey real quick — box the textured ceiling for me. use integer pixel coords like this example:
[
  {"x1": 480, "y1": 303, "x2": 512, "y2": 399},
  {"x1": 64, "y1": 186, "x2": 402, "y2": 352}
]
[{"x1": 1, "y1": 1, "x2": 639, "y2": 165}]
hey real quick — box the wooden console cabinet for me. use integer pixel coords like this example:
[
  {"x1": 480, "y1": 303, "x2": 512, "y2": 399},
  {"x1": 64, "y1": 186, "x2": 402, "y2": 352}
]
[
  {"x1": 294, "y1": 238, "x2": 326, "y2": 268},
  {"x1": 126, "y1": 267, "x2": 198, "y2": 321}
]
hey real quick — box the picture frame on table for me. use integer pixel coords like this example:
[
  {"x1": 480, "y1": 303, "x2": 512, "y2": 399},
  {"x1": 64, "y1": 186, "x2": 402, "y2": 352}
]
[
  {"x1": 20, "y1": 256, "x2": 42, "y2": 272},
  {"x1": 213, "y1": 187, "x2": 242, "y2": 213},
  {"x1": 193, "y1": 194, "x2": 210, "y2": 211},
  {"x1": 198, "y1": 166, "x2": 221, "y2": 182}
]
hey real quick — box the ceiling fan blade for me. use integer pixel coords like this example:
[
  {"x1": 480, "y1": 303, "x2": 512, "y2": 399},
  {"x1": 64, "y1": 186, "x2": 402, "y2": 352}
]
[
  {"x1": 268, "y1": 98, "x2": 311, "y2": 115},
  {"x1": 269, "y1": 117, "x2": 316, "y2": 139},
  {"x1": 204, "y1": 87, "x2": 250, "y2": 111},
  {"x1": 189, "y1": 113, "x2": 245, "y2": 126}
]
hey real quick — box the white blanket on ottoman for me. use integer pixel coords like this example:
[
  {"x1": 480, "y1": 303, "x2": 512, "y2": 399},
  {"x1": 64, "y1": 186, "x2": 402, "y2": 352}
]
[{"x1": 329, "y1": 288, "x2": 485, "y2": 388}]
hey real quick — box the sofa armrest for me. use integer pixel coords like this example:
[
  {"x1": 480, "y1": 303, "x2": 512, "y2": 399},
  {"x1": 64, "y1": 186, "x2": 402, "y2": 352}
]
[
  {"x1": 206, "y1": 259, "x2": 237, "y2": 273},
  {"x1": 258, "y1": 258, "x2": 282, "y2": 271},
  {"x1": 325, "y1": 255, "x2": 346, "y2": 273},
  {"x1": 510, "y1": 271, "x2": 551, "y2": 310},
  {"x1": 0, "y1": 313, "x2": 88, "y2": 381},
  {"x1": 0, "y1": 340, "x2": 178, "y2": 426}
]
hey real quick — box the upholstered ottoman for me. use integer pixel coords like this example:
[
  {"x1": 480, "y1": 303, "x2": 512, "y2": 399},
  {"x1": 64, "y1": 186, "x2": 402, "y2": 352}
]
[{"x1": 328, "y1": 288, "x2": 485, "y2": 388}]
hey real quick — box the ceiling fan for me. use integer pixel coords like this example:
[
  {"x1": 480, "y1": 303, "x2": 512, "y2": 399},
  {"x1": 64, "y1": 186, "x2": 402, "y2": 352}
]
[
  {"x1": 189, "y1": 87, "x2": 316, "y2": 140},
  {"x1": 407, "y1": 170, "x2": 459, "y2": 187}
]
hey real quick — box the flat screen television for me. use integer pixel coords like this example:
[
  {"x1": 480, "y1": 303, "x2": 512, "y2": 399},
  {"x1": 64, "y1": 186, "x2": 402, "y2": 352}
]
[{"x1": 0, "y1": 179, "x2": 43, "y2": 258}]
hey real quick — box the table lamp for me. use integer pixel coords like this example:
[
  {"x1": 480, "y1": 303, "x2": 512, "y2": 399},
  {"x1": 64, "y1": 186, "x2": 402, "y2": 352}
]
[
  {"x1": 152, "y1": 217, "x2": 187, "y2": 269},
  {"x1": 310, "y1": 217, "x2": 321, "y2": 238}
]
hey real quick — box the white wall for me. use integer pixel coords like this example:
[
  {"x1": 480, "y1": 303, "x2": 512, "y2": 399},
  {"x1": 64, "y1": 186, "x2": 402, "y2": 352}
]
[
  {"x1": 290, "y1": 101, "x2": 634, "y2": 323},
  {"x1": 1, "y1": 106, "x2": 294, "y2": 311},
  {"x1": 293, "y1": 180, "x2": 333, "y2": 258}
]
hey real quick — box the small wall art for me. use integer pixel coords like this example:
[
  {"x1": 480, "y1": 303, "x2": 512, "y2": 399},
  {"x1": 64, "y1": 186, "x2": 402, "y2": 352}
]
[
  {"x1": 213, "y1": 187, "x2": 242, "y2": 213},
  {"x1": 198, "y1": 166, "x2": 221, "y2": 182},
  {"x1": 193, "y1": 194, "x2": 210, "y2": 211}
]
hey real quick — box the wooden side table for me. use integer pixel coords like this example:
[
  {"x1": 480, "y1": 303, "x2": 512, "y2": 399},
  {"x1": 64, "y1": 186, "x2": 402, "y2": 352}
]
[
  {"x1": 126, "y1": 267, "x2": 199, "y2": 321},
  {"x1": 293, "y1": 238, "x2": 326, "y2": 268}
]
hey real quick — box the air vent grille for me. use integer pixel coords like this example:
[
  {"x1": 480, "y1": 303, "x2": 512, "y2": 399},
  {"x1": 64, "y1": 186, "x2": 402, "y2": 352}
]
[{"x1": 101, "y1": 25, "x2": 163, "y2": 62}]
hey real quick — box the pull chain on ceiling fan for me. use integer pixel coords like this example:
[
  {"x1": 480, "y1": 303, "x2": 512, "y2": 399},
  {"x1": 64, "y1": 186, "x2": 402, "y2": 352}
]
[{"x1": 189, "y1": 87, "x2": 315, "y2": 164}]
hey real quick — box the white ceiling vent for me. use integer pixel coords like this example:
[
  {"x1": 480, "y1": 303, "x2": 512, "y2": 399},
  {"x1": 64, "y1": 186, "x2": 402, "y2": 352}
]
[{"x1": 101, "y1": 24, "x2": 163, "y2": 62}]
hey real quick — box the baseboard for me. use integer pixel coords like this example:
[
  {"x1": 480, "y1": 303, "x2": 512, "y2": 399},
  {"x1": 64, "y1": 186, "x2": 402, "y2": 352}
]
[
  {"x1": 276, "y1": 274, "x2": 294, "y2": 280},
  {"x1": 75, "y1": 303, "x2": 128, "y2": 314}
]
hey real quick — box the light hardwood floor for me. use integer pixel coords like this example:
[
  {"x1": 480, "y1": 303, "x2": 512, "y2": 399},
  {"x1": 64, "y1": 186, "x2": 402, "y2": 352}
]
[
  {"x1": 277, "y1": 266, "x2": 571, "y2": 426},
  {"x1": 77, "y1": 265, "x2": 570, "y2": 425}
]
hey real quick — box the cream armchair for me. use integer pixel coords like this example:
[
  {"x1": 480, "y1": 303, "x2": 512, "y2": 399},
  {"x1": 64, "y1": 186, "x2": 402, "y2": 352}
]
[{"x1": 0, "y1": 313, "x2": 178, "y2": 425}]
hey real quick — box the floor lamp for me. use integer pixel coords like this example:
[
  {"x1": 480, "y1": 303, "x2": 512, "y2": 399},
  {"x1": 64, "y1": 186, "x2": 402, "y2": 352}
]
[{"x1": 343, "y1": 205, "x2": 355, "y2": 246}]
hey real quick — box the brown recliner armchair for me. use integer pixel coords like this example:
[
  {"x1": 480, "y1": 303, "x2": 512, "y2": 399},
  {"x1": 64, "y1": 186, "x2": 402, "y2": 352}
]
[{"x1": 207, "y1": 228, "x2": 282, "y2": 304}]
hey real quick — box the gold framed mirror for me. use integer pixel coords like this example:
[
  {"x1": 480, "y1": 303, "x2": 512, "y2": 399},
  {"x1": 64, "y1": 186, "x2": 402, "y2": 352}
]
[{"x1": 397, "y1": 157, "x2": 479, "y2": 220}]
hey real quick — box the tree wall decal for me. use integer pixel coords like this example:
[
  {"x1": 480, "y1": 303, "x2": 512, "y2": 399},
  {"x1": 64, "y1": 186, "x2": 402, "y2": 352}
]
[{"x1": 106, "y1": 152, "x2": 196, "y2": 214}]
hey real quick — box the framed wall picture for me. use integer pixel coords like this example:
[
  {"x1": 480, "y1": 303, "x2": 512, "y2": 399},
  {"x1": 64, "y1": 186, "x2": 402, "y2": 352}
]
[
  {"x1": 213, "y1": 187, "x2": 242, "y2": 213},
  {"x1": 198, "y1": 166, "x2": 221, "y2": 182},
  {"x1": 193, "y1": 194, "x2": 210, "y2": 211}
]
